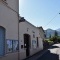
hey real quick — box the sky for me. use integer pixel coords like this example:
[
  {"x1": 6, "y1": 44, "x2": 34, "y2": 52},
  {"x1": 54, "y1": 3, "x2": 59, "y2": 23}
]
[{"x1": 19, "y1": 0, "x2": 60, "y2": 30}]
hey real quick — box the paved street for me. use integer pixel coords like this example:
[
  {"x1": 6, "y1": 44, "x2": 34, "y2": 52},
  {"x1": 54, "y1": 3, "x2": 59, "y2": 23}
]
[
  {"x1": 38, "y1": 43, "x2": 60, "y2": 60},
  {"x1": 25, "y1": 43, "x2": 60, "y2": 60}
]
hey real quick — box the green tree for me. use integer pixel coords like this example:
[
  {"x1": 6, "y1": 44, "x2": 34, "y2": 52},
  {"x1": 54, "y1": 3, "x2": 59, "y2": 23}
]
[
  {"x1": 49, "y1": 34, "x2": 51, "y2": 39},
  {"x1": 54, "y1": 30, "x2": 58, "y2": 37}
]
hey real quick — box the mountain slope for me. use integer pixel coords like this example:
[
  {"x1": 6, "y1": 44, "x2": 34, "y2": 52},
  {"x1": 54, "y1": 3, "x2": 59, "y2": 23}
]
[
  {"x1": 56, "y1": 28, "x2": 60, "y2": 32},
  {"x1": 45, "y1": 28, "x2": 60, "y2": 38}
]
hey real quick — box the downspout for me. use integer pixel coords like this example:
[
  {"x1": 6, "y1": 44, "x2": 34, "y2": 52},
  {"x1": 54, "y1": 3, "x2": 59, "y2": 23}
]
[
  {"x1": 18, "y1": 14, "x2": 20, "y2": 60},
  {"x1": 1, "y1": 1, "x2": 20, "y2": 60},
  {"x1": 17, "y1": 1, "x2": 20, "y2": 60}
]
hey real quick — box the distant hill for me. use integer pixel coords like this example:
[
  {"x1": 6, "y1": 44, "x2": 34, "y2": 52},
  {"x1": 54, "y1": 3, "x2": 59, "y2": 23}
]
[
  {"x1": 56, "y1": 28, "x2": 60, "y2": 32},
  {"x1": 45, "y1": 28, "x2": 60, "y2": 38}
]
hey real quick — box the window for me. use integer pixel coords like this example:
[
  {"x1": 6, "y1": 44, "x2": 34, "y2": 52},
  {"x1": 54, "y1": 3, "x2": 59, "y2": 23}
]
[
  {"x1": 33, "y1": 34, "x2": 35, "y2": 38},
  {"x1": 7, "y1": 40, "x2": 13, "y2": 53},
  {"x1": 7, "y1": 40, "x2": 18, "y2": 53},
  {"x1": 32, "y1": 31, "x2": 35, "y2": 38},
  {"x1": 32, "y1": 40, "x2": 36, "y2": 49},
  {"x1": 27, "y1": 28, "x2": 29, "y2": 32},
  {"x1": 37, "y1": 37, "x2": 39, "y2": 47},
  {"x1": 13, "y1": 40, "x2": 19, "y2": 51}
]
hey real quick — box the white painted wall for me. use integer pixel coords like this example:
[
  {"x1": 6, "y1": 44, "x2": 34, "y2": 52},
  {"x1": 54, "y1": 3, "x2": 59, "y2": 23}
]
[
  {"x1": 0, "y1": 0, "x2": 19, "y2": 60},
  {"x1": 7, "y1": 0, "x2": 19, "y2": 12},
  {"x1": 19, "y1": 21, "x2": 43, "y2": 60},
  {"x1": 39, "y1": 28, "x2": 45, "y2": 40},
  {"x1": 0, "y1": 1, "x2": 19, "y2": 40}
]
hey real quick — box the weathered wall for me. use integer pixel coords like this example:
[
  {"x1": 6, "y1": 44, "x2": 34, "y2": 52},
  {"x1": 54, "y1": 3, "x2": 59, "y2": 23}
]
[
  {"x1": 0, "y1": 0, "x2": 19, "y2": 60},
  {"x1": 19, "y1": 21, "x2": 43, "y2": 60},
  {"x1": 0, "y1": 0, "x2": 18, "y2": 40}
]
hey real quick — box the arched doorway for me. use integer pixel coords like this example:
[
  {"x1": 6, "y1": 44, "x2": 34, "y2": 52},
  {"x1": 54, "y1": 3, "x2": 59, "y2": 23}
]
[
  {"x1": 0, "y1": 26, "x2": 5, "y2": 56},
  {"x1": 24, "y1": 34, "x2": 30, "y2": 57}
]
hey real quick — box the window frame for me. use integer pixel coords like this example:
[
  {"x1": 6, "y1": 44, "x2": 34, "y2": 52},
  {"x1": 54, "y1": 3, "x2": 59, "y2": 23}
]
[{"x1": 7, "y1": 39, "x2": 19, "y2": 54}]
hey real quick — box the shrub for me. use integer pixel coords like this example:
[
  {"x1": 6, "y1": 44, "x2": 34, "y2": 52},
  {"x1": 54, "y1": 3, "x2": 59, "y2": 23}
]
[{"x1": 43, "y1": 39, "x2": 53, "y2": 49}]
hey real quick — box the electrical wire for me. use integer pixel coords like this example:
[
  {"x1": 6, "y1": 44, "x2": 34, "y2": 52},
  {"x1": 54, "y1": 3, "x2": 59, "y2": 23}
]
[{"x1": 44, "y1": 10, "x2": 60, "y2": 27}]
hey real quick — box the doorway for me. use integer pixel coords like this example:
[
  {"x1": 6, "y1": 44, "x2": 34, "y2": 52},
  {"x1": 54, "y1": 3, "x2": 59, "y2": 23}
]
[
  {"x1": 24, "y1": 34, "x2": 30, "y2": 57},
  {"x1": 37, "y1": 37, "x2": 39, "y2": 47}
]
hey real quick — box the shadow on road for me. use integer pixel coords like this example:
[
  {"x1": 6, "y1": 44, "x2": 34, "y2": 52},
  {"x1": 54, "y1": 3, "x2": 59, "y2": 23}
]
[
  {"x1": 37, "y1": 50, "x2": 59, "y2": 60},
  {"x1": 49, "y1": 46, "x2": 59, "y2": 49}
]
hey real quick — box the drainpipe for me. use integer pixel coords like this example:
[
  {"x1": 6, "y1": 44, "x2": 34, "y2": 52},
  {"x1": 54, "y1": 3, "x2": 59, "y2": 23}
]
[
  {"x1": 18, "y1": 14, "x2": 20, "y2": 60},
  {"x1": 17, "y1": 0, "x2": 20, "y2": 60},
  {"x1": 17, "y1": 1, "x2": 20, "y2": 60}
]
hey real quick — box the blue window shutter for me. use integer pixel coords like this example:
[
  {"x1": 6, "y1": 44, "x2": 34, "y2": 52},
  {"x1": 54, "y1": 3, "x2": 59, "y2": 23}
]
[{"x1": 0, "y1": 27, "x2": 5, "y2": 56}]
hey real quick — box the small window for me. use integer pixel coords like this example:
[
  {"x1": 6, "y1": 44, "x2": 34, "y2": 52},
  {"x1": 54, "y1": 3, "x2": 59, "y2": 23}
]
[
  {"x1": 7, "y1": 40, "x2": 13, "y2": 53},
  {"x1": 32, "y1": 40, "x2": 36, "y2": 49},
  {"x1": 13, "y1": 40, "x2": 19, "y2": 51},
  {"x1": 7, "y1": 40, "x2": 19, "y2": 53},
  {"x1": 37, "y1": 37, "x2": 39, "y2": 47},
  {"x1": 27, "y1": 28, "x2": 29, "y2": 32},
  {"x1": 33, "y1": 34, "x2": 35, "y2": 38}
]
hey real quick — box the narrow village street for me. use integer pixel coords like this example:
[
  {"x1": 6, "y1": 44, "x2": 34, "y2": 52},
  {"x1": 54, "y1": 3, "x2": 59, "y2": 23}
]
[
  {"x1": 25, "y1": 43, "x2": 60, "y2": 60},
  {"x1": 0, "y1": 0, "x2": 60, "y2": 60}
]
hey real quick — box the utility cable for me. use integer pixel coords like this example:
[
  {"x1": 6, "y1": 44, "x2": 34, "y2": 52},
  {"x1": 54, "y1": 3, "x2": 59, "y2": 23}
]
[{"x1": 44, "y1": 10, "x2": 60, "y2": 27}]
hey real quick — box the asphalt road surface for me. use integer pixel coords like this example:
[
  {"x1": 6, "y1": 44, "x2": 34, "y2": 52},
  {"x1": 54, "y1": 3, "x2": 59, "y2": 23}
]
[
  {"x1": 37, "y1": 43, "x2": 60, "y2": 60},
  {"x1": 25, "y1": 43, "x2": 60, "y2": 60}
]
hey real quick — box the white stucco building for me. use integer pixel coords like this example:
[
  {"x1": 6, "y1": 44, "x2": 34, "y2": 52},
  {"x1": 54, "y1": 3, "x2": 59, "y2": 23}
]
[
  {"x1": 0, "y1": 0, "x2": 44, "y2": 60},
  {"x1": 19, "y1": 17, "x2": 43, "y2": 60},
  {"x1": 38, "y1": 27, "x2": 45, "y2": 41},
  {"x1": 0, "y1": 0, "x2": 19, "y2": 60}
]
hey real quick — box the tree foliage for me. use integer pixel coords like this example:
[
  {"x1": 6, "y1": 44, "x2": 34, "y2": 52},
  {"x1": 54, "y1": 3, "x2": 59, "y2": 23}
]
[
  {"x1": 49, "y1": 30, "x2": 59, "y2": 43},
  {"x1": 49, "y1": 34, "x2": 51, "y2": 39},
  {"x1": 54, "y1": 30, "x2": 58, "y2": 36}
]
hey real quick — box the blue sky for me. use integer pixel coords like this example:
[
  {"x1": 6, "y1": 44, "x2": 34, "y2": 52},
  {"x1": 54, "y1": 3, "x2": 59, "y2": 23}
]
[{"x1": 19, "y1": 0, "x2": 60, "y2": 30}]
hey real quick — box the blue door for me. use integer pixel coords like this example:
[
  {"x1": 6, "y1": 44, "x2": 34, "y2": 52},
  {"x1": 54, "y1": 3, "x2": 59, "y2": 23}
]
[{"x1": 0, "y1": 27, "x2": 5, "y2": 56}]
